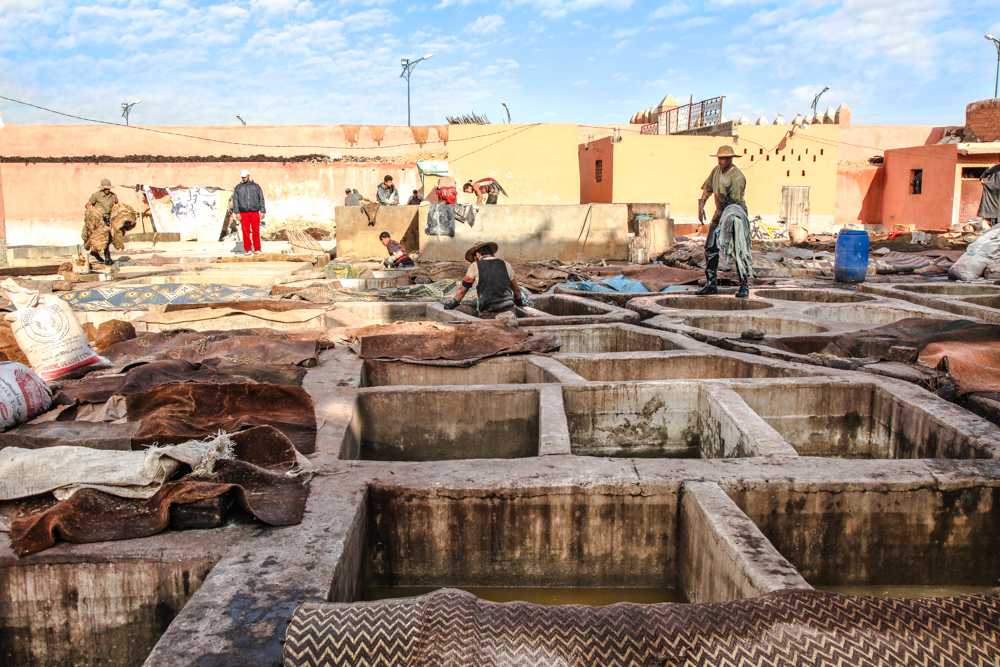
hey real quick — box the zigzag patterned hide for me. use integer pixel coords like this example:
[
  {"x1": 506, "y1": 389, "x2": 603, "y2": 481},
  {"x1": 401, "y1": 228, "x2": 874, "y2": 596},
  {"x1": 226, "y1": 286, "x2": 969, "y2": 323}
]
[{"x1": 283, "y1": 587, "x2": 1000, "y2": 667}]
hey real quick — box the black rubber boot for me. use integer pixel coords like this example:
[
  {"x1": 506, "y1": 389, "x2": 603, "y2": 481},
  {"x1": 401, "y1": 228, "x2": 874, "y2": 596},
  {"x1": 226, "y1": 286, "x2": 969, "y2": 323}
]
[
  {"x1": 695, "y1": 281, "x2": 718, "y2": 295},
  {"x1": 735, "y1": 276, "x2": 750, "y2": 299},
  {"x1": 90, "y1": 250, "x2": 104, "y2": 264},
  {"x1": 695, "y1": 265, "x2": 719, "y2": 295},
  {"x1": 103, "y1": 248, "x2": 113, "y2": 265}
]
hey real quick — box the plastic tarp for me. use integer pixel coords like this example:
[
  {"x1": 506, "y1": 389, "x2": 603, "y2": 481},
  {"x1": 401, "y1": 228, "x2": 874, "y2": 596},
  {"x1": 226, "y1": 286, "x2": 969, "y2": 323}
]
[{"x1": 600, "y1": 275, "x2": 650, "y2": 293}]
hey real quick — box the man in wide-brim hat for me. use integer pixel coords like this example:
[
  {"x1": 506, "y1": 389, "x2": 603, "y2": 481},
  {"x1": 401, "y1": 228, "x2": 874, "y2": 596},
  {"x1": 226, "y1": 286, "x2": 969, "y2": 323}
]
[
  {"x1": 444, "y1": 241, "x2": 524, "y2": 326},
  {"x1": 696, "y1": 144, "x2": 750, "y2": 298}
]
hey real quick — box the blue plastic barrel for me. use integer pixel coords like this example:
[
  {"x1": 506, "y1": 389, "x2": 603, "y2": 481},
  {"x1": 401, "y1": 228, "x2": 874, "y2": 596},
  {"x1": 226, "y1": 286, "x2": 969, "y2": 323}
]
[{"x1": 834, "y1": 230, "x2": 870, "y2": 283}]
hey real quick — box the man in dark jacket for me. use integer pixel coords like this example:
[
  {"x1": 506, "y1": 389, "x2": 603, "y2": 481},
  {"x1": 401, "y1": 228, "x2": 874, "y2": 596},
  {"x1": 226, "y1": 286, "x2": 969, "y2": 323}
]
[
  {"x1": 444, "y1": 241, "x2": 523, "y2": 327},
  {"x1": 232, "y1": 169, "x2": 266, "y2": 254},
  {"x1": 376, "y1": 175, "x2": 399, "y2": 205}
]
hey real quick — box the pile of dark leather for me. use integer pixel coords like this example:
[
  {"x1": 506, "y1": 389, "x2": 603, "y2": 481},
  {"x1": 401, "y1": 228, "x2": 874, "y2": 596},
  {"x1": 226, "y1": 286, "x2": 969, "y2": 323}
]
[{"x1": 0, "y1": 325, "x2": 323, "y2": 556}]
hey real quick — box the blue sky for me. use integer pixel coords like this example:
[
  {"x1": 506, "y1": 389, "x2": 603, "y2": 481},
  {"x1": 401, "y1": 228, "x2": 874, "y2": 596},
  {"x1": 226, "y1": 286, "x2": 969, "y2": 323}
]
[{"x1": 1, "y1": 0, "x2": 998, "y2": 128}]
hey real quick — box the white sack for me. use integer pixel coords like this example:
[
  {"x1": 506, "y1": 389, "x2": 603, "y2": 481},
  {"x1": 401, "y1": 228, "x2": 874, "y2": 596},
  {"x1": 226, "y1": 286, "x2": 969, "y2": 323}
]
[
  {"x1": 2, "y1": 278, "x2": 104, "y2": 380},
  {"x1": 949, "y1": 254, "x2": 992, "y2": 282},
  {"x1": 0, "y1": 432, "x2": 234, "y2": 501},
  {"x1": 0, "y1": 362, "x2": 52, "y2": 431}
]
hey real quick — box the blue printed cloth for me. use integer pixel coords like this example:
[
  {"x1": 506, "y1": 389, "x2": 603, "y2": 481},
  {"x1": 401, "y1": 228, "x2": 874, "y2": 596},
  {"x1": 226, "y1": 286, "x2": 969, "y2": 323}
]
[{"x1": 58, "y1": 284, "x2": 271, "y2": 311}]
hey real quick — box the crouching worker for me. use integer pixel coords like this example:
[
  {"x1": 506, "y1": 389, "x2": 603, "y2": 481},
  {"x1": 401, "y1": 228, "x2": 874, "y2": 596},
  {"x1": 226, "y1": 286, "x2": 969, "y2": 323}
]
[
  {"x1": 379, "y1": 231, "x2": 415, "y2": 268},
  {"x1": 444, "y1": 241, "x2": 523, "y2": 327}
]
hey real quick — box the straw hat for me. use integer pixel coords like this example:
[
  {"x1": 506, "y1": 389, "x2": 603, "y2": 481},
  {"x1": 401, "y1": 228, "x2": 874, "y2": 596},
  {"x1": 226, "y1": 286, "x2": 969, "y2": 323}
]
[
  {"x1": 99, "y1": 178, "x2": 113, "y2": 189},
  {"x1": 465, "y1": 241, "x2": 498, "y2": 263},
  {"x1": 710, "y1": 145, "x2": 741, "y2": 158}
]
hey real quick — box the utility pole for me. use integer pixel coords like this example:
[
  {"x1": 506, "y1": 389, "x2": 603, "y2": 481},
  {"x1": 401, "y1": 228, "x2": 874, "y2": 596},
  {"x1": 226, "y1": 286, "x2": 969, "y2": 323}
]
[{"x1": 400, "y1": 54, "x2": 434, "y2": 126}]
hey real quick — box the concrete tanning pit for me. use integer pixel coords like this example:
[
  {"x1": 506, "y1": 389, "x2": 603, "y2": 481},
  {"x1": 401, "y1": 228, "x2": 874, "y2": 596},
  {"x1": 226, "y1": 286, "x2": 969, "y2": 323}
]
[
  {"x1": 894, "y1": 284, "x2": 1000, "y2": 296},
  {"x1": 561, "y1": 383, "x2": 794, "y2": 459},
  {"x1": 959, "y1": 295, "x2": 1000, "y2": 309},
  {"x1": 652, "y1": 296, "x2": 773, "y2": 311},
  {"x1": 359, "y1": 479, "x2": 806, "y2": 606},
  {"x1": 360, "y1": 357, "x2": 563, "y2": 387},
  {"x1": 752, "y1": 289, "x2": 875, "y2": 303},
  {"x1": 342, "y1": 387, "x2": 541, "y2": 460},
  {"x1": 528, "y1": 295, "x2": 615, "y2": 317},
  {"x1": 681, "y1": 315, "x2": 830, "y2": 336},
  {"x1": 541, "y1": 323, "x2": 693, "y2": 354},
  {"x1": 730, "y1": 379, "x2": 1000, "y2": 459},
  {"x1": 516, "y1": 295, "x2": 639, "y2": 326},
  {"x1": 729, "y1": 480, "x2": 1000, "y2": 594},
  {"x1": 362, "y1": 483, "x2": 682, "y2": 600},
  {"x1": 556, "y1": 352, "x2": 829, "y2": 383},
  {"x1": 801, "y1": 303, "x2": 949, "y2": 325},
  {"x1": 334, "y1": 302, "x2": 475, "y2": 325},
  {"x1": 0, "y1": 527, "x2": 246, "y2": 667}
]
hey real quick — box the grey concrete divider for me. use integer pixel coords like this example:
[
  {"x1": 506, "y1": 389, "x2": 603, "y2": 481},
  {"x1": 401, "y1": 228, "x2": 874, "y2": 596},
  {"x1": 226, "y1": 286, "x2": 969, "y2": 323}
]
[
  {"x1": 418, "y1": 204, "x2": 629, "y2": 263},
  {"x1": 678, "y1": 481, "x2": 812, "y2": 603},
  {"x1": 697, "y1": 383, "x2": 800, "y2": 458},
  {"x1": 538, "y1": 385, "x2": 573, "y2": 456}
]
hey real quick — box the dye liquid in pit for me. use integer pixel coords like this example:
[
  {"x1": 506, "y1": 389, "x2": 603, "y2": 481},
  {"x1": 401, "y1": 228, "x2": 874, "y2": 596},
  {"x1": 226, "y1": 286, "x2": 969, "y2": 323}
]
[{"x1": 364, "y1": 586, "x2": 685, "y2": 606}]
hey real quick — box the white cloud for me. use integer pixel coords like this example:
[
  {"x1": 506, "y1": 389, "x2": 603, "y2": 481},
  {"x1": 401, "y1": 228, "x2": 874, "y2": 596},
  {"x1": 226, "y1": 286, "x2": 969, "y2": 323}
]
[
  {"x1": 573, "y1": 78, "x2": 590, "y2": 85},
  {"x1": 343, "y1": 8, "x2": 399, "y2": 30},
  {"x1": 611, "y1": 27, "x2": 642, "y2": 38},
  {"x1": 650, "y1": 1, "x2": 689, "y2": 19},
  {"x1": 249, "y1": 0, "x2": 315, "y2": 15},
  {"x1": 678, "y1": 15, "x2": 718, "y2": 28},
  {"x1": 501, "y1": 0, "x2": 633, "y2": 20},
  {"x1": 466, "y1": 14, "x2": 505, "y2": 33},
  {"x1": 496, "y1": 57, "x2": 519, "y2": 68}
]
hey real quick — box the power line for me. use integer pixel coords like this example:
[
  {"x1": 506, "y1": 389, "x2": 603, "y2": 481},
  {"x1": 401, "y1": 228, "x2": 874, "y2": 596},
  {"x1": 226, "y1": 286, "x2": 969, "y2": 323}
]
[{"x1": 0, "y1": 94, "x2": 523, "y2": 152}]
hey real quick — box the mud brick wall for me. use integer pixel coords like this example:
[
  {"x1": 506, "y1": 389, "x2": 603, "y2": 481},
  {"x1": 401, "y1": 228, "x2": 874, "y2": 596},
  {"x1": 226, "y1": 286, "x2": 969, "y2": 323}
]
[{"x1": 967, "y1": 98, "x2": 1000, "y2": 142}]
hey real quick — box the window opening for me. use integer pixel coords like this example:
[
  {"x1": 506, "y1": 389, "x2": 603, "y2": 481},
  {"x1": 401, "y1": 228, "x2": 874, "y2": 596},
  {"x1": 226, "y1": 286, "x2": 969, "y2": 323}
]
[
  {"x1": 595, "y1": 160, "x2": 603, "y2": 183},
  {"x1": 910, "y1": 169, "x2": 923, "y2": 195}
]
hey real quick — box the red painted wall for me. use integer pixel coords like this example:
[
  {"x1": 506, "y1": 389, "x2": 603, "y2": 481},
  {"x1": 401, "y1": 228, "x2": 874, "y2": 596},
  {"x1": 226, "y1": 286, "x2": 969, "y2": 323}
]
[{"x1": 881, "y1": 145, "x2": 958, "y2": 230}]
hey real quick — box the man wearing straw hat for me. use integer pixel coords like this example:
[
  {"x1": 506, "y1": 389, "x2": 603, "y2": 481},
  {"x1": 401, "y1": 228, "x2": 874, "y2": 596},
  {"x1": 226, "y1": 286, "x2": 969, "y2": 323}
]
[
  {"x1": 696, "y1": 145, "x2": 749, "y2": 298},
  {"x1": 443, "y1": 241, "x2": 524, "y2": 327}
]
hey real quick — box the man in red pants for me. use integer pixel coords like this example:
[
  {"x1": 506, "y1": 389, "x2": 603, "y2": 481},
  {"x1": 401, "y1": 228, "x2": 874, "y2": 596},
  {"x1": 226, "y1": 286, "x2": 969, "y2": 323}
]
[{"x1": 232, "y1": 169, "x2": 266, "y2": 254}]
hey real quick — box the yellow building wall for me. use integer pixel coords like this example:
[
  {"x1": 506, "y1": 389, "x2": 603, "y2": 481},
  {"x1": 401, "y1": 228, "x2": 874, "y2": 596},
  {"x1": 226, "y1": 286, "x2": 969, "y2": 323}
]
[
  {"x1": 448, "y1": 124, "x2": 581, "y2": 205},
  {"x1": 609, "y1": 124, "x2": 841, "y2": 231}
]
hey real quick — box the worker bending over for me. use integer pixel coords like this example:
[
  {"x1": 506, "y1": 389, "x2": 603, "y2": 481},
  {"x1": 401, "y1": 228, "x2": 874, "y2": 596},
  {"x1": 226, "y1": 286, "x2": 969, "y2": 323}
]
[
  {"x1": 83, "y1": 178, "x2": 119, "y2": 264},
  {"x1": 379, "y1": 231, "x2": 415, "y2": 268},
  {"x1": 463, "y1": 177, "x2": 507, "y2": 204},
  {"x1": 696, "y1": 145, "x2": 750, "y2": 298},
  {"x1": 444, "y1": 241, "x2": 523, "y2": 327}
]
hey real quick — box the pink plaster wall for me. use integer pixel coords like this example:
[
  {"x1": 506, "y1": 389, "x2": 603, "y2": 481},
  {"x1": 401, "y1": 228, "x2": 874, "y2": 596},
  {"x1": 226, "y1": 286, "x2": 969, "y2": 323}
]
[
  {"x1": 0, "y1": 160, "x2": 421, "y2": 246},
  {"x1": 0, "y1": 124, "x2": 447, "y2": 159},
  {"x1": 838, "y1": 126, "x2": 947, "y2": 163}
]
